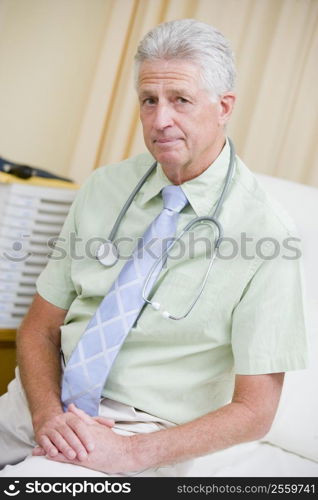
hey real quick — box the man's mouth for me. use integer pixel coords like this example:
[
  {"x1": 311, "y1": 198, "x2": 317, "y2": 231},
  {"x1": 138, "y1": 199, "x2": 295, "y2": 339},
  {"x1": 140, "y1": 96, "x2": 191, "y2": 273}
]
[{"x1": 153, "y1": 138, "x2": 182, "y2": 145}]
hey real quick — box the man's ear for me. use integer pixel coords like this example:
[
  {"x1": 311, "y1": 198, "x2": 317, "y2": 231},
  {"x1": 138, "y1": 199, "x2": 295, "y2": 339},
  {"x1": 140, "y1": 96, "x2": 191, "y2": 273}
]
[{"x1": 218, "y1": 93, "x2": 236, "y2": 126}]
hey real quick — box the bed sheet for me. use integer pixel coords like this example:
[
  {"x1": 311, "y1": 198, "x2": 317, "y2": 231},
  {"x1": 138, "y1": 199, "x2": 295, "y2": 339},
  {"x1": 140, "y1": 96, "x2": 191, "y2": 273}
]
[{"x1": 188, "y1": 441, "x2": 318, "y2": 477}]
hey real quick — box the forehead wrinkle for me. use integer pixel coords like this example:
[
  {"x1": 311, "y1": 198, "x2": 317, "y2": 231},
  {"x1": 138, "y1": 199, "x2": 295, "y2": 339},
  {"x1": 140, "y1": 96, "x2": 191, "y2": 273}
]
[
  {"x1": 139, "y1": 77, "x2": 196, "y2": 89},
  {"x1": 138, "y1": 86, "x2": 195, "y2": 98},
  {"x1": 138, "y1": 58, "x2": 205, "y2": 88},
  {"x1": 140, "y1": 69, "x2": 194, "y2": 79},
  {"x1": 138, "y1": 77, "x2": 198, "y2": 100},
  {"x1": 139, "y1": 67, "x2": 198, "y2": 85}
]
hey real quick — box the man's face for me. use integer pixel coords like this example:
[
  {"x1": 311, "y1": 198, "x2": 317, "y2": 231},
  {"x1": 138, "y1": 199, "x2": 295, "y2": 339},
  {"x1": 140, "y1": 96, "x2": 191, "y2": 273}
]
[{"x1": 138, "y1": 59, "x2": 235, "y2": 183}]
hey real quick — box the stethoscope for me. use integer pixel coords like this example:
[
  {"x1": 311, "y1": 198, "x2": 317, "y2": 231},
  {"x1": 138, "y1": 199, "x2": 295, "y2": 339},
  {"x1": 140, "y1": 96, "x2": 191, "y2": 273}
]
[{"x1": 96, "y1": 137, "x2": 236, "y2": 320}]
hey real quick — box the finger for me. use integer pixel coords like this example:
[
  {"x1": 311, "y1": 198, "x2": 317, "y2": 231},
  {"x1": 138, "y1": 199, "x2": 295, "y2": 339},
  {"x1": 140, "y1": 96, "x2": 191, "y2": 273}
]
[
  {"x1": 32, "y1": 445, "x2": 46, "y2": 456},
  {"x1": 48, "y1": 426, "x2": 90, "y2": 460},
  {"x1": 37, "y1": 434, "x2": 59, "y2": 458},
  {"x1": 44, "y1": 428, "x2": 84, "y2": 460},
  {"x1": 93, "y1": 417, "x2": 115, "y2": 427},
  {"x1": 68, "y1": 404, "x2": 114, "y2": 428},
  {"x1": 46, "y1": 452, "x2": 80, "y2": 465},
  {"x1": 67, "y1": 404, "x2": 95, "y2": 425},
  {"x1": 66, "y1": 415, "x2": 95, "y2": 454},
  {"x1": 67, "y1": 403, "x2": 92, "y2": 424}
]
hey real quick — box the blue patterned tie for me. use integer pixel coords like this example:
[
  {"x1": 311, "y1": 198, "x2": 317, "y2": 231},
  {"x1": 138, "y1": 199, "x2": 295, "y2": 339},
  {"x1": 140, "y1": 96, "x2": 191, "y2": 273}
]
[{"x1": 61, "y1": 185, "x2": 188, "y2": 415}]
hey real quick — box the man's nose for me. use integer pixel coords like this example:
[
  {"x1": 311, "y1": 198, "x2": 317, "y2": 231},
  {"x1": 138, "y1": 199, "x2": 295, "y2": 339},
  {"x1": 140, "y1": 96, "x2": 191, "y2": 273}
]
[{"x1": 152, "y1": 104, "x2": 174, "y2": 130}]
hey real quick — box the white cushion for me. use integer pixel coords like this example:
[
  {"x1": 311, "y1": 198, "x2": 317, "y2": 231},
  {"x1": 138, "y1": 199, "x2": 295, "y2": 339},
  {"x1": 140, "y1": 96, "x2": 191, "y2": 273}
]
[
  {"x1": 255, "y1": 174, "x2": 318, "y2": 304},
  {"x1": 262, "y1": 323, "x2": 318, "y2": 463},
  {"x1": 255, "y1": 174, "x2": 318, "y2": 462}
]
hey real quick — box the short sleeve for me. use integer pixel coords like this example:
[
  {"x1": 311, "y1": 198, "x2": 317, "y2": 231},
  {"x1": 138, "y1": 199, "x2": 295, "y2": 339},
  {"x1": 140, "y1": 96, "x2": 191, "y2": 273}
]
[
  {"x1": 36, "y1": 198, "x2": 78, "y2": 309},
  {"x1": 231, "y1": 247, "x2": 308, "y2": 375}
]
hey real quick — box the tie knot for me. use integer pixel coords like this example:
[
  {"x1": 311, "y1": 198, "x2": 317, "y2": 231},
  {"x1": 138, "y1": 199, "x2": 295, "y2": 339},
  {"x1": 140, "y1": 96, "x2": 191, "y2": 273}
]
[{"x1": 162, "y1": 185, "x2": 188, "y2": 213}]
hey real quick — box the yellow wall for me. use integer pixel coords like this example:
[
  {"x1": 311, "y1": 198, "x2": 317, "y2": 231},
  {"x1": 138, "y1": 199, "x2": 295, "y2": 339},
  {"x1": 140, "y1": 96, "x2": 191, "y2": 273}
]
[
  {"x1": 0, "y1": 0, "x2": 110, "y2": 178},
  {"x1": 0, "y1": 0, "x2": 317, "y2": 187}
]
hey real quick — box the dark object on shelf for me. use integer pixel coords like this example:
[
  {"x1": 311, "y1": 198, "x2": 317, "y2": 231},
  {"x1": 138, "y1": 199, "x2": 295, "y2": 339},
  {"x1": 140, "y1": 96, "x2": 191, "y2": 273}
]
[{"x1": 0, "y1": 156, "x2": 74, "y2": 183}]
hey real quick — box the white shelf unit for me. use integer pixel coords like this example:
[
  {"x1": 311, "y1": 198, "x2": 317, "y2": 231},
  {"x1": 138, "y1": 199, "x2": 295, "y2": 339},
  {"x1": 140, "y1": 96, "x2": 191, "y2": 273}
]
[{"x1": 0, "y1": 181, "x2": 78, "y2": 328}]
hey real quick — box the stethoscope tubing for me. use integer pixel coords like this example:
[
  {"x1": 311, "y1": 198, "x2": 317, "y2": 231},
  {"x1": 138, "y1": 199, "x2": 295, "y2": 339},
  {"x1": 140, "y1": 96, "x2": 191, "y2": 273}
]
[
  {"x1": 97, "y1": 137, "x2": 236, "y2": 320},
  {"x1": 108, "y1": 137, "x2": 235, "y2": 243},
  {"x1": 108, "y1": 161, "x2": 157, "y2": 243},
  {"x1": 142, "y1": 217, "x2": 222, "y2": 320}
]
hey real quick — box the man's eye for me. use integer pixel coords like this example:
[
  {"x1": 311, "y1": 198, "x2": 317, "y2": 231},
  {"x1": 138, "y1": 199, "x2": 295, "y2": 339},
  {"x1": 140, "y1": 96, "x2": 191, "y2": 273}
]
[
  {"x1": 143, "y1": 98, "x2": 156, "y2": 105},
  {"x1": 176, "y1": 97, "x2": 189, "y2": 104}
]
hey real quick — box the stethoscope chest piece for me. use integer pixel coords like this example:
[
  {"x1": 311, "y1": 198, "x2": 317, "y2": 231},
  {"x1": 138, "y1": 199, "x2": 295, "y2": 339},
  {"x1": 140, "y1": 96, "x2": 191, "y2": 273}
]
[{"x1": 96, "y1": 241, "x2": 119, "y2": 267}]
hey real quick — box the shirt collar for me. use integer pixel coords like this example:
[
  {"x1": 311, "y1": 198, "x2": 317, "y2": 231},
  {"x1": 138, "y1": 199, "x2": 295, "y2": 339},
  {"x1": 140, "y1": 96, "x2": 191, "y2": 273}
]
[
  {"x1": 138, "y1": 160, "x2": 172, "y2": 207},
  {"x1": 138, "y1": 138, "x2": 231, "y2": 216}
]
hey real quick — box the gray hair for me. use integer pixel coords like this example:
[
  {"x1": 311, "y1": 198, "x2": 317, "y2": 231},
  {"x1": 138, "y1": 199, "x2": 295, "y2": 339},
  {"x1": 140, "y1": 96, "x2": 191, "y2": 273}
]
[{"x1": 134, "y1": 19, "x2": 236, "y2": 99}]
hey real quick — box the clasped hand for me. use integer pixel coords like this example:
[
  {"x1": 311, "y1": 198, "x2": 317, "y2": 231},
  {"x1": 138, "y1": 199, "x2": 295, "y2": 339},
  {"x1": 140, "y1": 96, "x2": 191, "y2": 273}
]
[{"x1": 32, "y1": 404, "x2": 134, "y2": 474}]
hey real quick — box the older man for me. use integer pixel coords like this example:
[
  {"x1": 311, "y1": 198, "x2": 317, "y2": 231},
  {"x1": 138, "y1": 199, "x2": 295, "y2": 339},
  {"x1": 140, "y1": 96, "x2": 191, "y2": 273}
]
[{"x1": 0, "y1": 19, "x2": 307, "y2": 476}]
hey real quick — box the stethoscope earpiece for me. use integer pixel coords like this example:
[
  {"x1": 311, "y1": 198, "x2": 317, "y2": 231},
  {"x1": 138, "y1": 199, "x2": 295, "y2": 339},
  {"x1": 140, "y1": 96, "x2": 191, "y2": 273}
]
[{"x1": 162, "y1": 311, "x2": 171, "y2": 319}]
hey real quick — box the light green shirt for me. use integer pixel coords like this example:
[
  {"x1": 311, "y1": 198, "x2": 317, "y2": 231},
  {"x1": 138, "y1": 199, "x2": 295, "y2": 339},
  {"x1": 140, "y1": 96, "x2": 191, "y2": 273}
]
[{"x1": 36, "y1": 141, "x2": 308, "y2": 424}]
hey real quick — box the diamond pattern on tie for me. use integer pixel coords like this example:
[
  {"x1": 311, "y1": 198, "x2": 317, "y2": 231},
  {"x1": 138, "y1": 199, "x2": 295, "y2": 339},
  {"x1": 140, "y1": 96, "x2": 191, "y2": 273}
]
[{"x1": 61, "y1": 184, "x2": 188, "y2": 415}]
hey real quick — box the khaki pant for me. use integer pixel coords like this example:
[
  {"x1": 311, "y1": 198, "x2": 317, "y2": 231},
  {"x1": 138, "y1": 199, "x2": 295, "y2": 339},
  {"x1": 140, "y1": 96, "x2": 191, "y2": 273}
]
[{"x1": 0, "y1": 370, "x2": 192, "y2": 477}]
